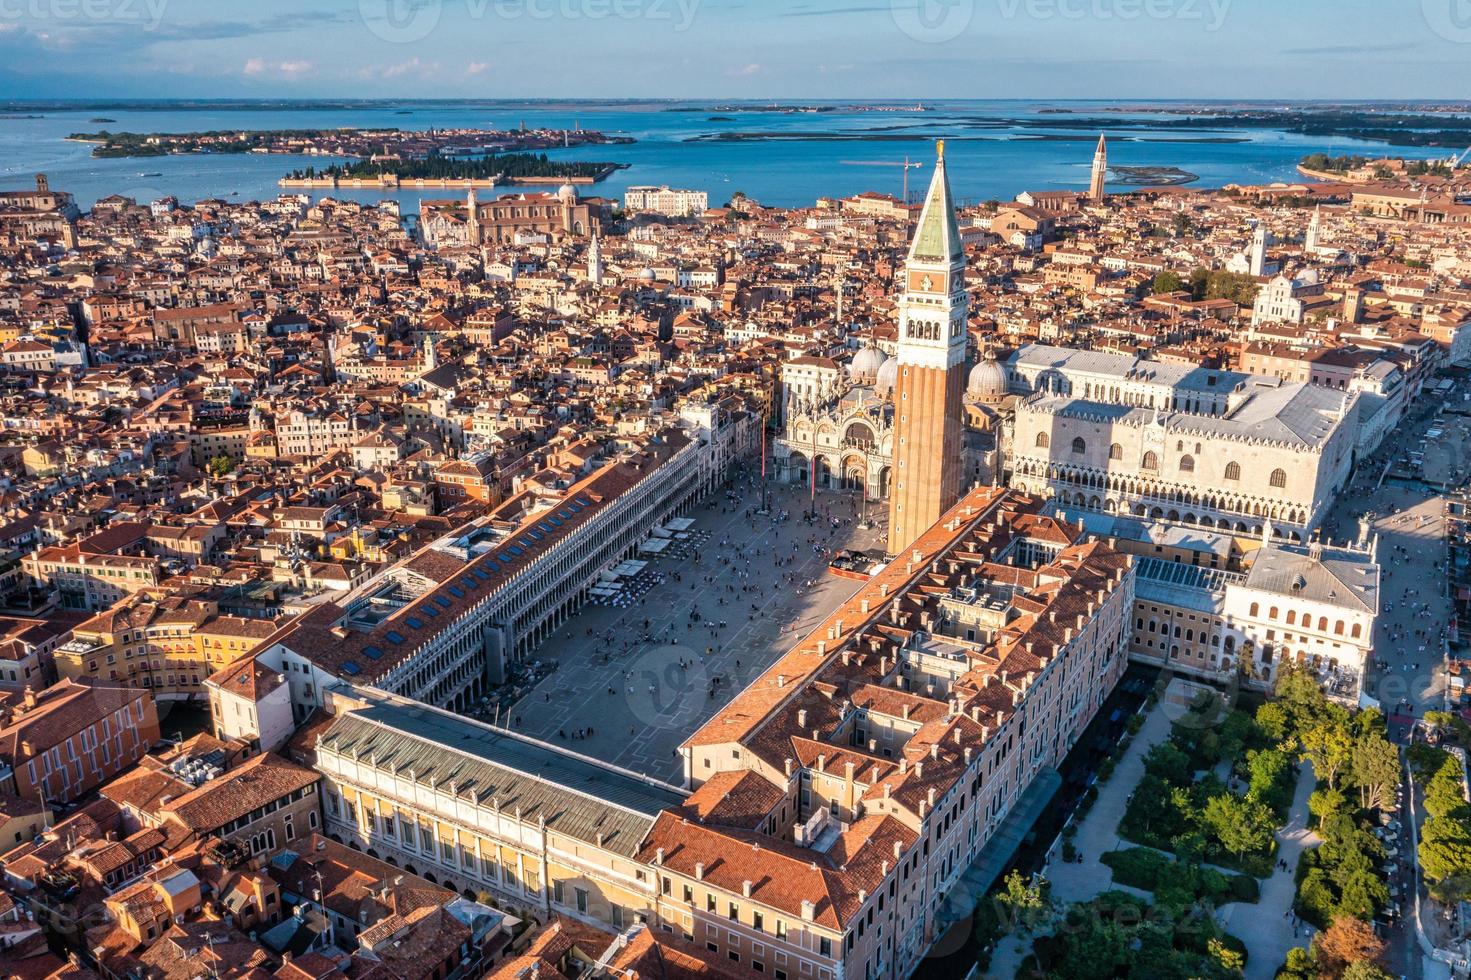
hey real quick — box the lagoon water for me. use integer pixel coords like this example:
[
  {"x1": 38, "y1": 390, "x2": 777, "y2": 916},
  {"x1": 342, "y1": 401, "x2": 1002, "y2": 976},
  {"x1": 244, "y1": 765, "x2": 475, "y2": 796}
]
[{"x1": 0, "y1": 100, "x2": 1447, "y2": 212}]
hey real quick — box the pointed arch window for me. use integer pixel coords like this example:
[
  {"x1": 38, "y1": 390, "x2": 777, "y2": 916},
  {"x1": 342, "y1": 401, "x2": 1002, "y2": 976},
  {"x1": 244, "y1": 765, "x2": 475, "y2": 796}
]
[
  {"x1": 1224, "y1": 461, "x2": 1241, "y2": 481},
  {"x1": 1179, "y1": 455, "x2": 1195, "y2": 473},
  {"x1": 1142, "y1": 451, "x2": 1159, "y2": 471},
  {"x1": 1270, "y1": 469, "x2": 1288, "y2": 489},
  {"x1": 1035, "y1": 432, "x2": 1050, "y2": 449}
]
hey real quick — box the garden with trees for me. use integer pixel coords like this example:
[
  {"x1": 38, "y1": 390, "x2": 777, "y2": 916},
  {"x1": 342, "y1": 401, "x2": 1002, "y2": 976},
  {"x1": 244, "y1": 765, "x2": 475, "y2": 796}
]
[
  {"x1": 1258, "y1": 665, "x2": 1401, "y2": 978},
  {"x1": 1118, "y1": 688, "x2": 1294, "y2": 877},
  {"x1": 1149, "y1": 266, "x2": 1261, "y2": 306},
  {"x1": 1408, "y1": 742, "x2": 1471, "y2": 904},
  {"x1": 974, "y1": 871, "x2": 1249, "y2": 979}
]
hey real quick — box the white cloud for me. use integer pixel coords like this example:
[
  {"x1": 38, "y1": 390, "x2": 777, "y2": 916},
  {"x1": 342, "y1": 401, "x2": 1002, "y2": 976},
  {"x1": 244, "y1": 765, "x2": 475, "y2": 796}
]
[
  {"x1": 465, "y1": 61, "x2": 490, "y2": 75},
  {"x1": 279, "y1": 60, "x2": 313, "y2": 77},
  {"x1": 382, "y1": 57, "x2": 439, "y2": 79},
  {"x1": 243, "y1": 57, "x2": 267, "y2": 75},
  {"x1": 730, "y1": 62, "x2": 762, "y2": 76}
]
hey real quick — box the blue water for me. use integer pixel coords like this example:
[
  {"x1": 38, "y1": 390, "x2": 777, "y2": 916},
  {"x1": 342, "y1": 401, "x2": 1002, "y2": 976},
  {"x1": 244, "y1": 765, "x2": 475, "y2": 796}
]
[{"x1": 0, "y1": 100, "x2": 1450, "y2": 211}]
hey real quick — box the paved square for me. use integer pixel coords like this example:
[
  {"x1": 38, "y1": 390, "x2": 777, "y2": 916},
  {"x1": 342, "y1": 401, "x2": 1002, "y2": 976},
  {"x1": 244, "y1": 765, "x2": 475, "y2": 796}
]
[{"x1": 502, "y1": 478, "x2": 887, "y2": 785}]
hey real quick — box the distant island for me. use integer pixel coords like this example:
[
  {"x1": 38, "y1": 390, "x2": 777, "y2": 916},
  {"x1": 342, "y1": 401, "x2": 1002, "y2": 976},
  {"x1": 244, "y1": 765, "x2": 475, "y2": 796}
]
[
  {"x1": 0, "y1": 114, "x2": 43, "y2": 120},
  {"x1": 949, "y1": 109, "x2": 1471, "y2": 148},
  {"x1": 89, "y1": 117, "x2": 117, "y2": 123},
  {"x1": 686, "y1": 131, "x2": 995, "y2": 144},
  {"x1": 66, "y1": 126, "x2": 632, "y2": 159},
  {"x1": 668, "y1": 105, "x2": 838, "y2": 114},
  {"x1": 1110, "y1": 165, "x2": 1198, "y2": 186},
  {"x1": 282, "y1": 153, "x2": 627, "y2": 187}
]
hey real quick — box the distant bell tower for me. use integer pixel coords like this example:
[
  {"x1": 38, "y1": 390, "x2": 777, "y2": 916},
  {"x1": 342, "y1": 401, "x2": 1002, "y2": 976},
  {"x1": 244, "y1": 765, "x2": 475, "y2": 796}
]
[
  {"x1": 888, "y1": 141, "x2": 968, "y2": 555},
  {"x1": 466, "y1": 187, "x2": 481, "y2": 246},
  {"x1": 1249, "y1": 224, "x2": 1268, "y2": 277},
  {"x1": 588, "y1": 233, "x2": 604, "y2": 285},
  {"x1": 1089, "y1": 135, "x2": 1107, "y2": 202},
  {"x1": 35, "y1": 173, "x2": 49, "y2": 194},
  {"x1": 1305, "y1": 205, "x2": 1322, "y2": 254}
]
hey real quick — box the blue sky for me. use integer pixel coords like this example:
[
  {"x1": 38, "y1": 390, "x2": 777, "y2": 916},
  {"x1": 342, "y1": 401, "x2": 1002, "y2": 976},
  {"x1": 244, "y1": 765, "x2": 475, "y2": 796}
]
[{"x1": 1, "y1": 0, "x2": 1468, "y2": 99}]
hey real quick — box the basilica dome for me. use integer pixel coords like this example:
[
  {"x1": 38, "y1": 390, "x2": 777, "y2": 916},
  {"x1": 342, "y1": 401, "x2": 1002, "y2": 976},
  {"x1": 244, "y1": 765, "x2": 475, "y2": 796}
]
[
  {"x1": 875, "y1": 357, "x2": 898, "y2": 395},
  {"x1": 849, "y1": 345, "x2": 889, "y2": 382},
  {"x1": 967, "y1": 349, "x2": 1009, "y2": 403}
]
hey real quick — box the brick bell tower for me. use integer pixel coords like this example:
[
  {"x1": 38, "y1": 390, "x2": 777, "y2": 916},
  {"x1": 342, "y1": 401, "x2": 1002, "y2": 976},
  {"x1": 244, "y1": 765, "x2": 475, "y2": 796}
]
[{"x1": 888, "y1": 141, "x2": 968, "y2": 555}]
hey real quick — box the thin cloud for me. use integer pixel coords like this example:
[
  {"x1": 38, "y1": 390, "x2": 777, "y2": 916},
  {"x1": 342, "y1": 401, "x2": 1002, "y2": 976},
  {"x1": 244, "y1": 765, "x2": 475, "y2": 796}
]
[
  {"x1": 781, "y1": 4, "x2": 901, "y2": 16},
  {"x1": 381, "y1": 58, "x2": 441, "y2": 79},
  {"x1": 1281, "y1": 42, "x2": 1417, "y2": 55}
]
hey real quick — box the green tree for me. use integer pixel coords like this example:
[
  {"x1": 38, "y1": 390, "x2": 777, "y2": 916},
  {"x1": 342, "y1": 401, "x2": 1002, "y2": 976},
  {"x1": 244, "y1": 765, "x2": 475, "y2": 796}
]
[
  {"x1": 1207, "y1": 937, "x2": 1245, "y2": 973},
  {"x1": 1349, "y1": 733, "x2": 1400, "y2": 811},
  {"x1": 1203, "y1": 794, "x2": 1274, "y2": 860},
  {"x1": 1419, "y1": 831, "x2": 1471, "y2": 882},
  {"x1": 1430, "y1": 872, "x2": 1471, "y2": 905},
  {"x1": 1341, "y1": 961, "x2": 1395, "y2": 980},
  {"x1": 1152, "y1": 270, "x2": 1184, "y2": 294},
  {"x1": 1246, "y1": 747, "x2": 1290, "y2": 808},
  {"x1": 1144, "y1": 741, "x2": 1193, "y2": 785},
  {"x1": 208, "y1": 453, "x2": 234, "y2": 477},
  {"x1": 1300, "y1": 718, "x2": 1353, "y2": 788},
  {"x1": 995, "y1": 869, "x2": 1050, "y2": 936},
  {"x1": 1255, "y1": 700, "x2": 1291, "y2": 742},
  {"x1": 1336, "y1": 869, "x2": 1389, "y2": 920},
  {"x1": 1308, "y1": 786, "x2": 1348, "y2": 828},
  {"x1": 1278, "y1": 946, "x2": 1318, "y2": 980}
]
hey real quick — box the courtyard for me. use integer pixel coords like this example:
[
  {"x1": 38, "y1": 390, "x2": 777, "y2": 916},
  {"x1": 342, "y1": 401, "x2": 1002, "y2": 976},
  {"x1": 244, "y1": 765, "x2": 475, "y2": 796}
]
[{"x1": 503, "y1": 477, "x2": 887, "y2": 784}]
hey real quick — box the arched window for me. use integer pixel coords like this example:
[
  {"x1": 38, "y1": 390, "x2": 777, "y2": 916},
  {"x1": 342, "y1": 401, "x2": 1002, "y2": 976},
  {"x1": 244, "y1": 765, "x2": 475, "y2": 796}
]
[
  {"x1": 1334, "y1": 620, "x2": 1344, "y2": 636},
  {"x1": 1249, "y1": 602, "x2": 1259, "y2": 617},
  {"x1": 1109, "y1": 443, "x2": 1123, "y2": 460},
  {"x1": 1351, "y1": 623, "x2": 1362, "y2": 639},
  {"x1": 1270, "y1": 468, "x2": 1287, "y2": 489},
  {"x1": 1035, "y1": 432, "x2": 1050, "y2": 449},
  {"x1": 1286, "y1": 610, "x2": 1296, "y2": 625},
  {"x1": 1071, "y1": 437, "x2": 1087, "y2": 454},
  {"x1": 844, "y1": 422, "x2": 874, "y2": 448},
  {"x1": 1179, "y1": 455, "x2": 1195, "y2": 473},
  {"x1": 1142, "y1": 451, "x2": 1159, "y2": 471},
  {"x1": 1224, "y1": 461, "x2": 1241, "y2": 481},
  {"x1": 1269, "y1": 606, "x2": 1279, "y2": 620}
]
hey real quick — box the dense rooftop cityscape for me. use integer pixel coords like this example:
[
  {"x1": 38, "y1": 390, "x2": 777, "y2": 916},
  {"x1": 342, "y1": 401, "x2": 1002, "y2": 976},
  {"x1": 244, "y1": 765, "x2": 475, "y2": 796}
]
[{"x1": 1, "y1": 84, "x2": 1471, "y2": 980}]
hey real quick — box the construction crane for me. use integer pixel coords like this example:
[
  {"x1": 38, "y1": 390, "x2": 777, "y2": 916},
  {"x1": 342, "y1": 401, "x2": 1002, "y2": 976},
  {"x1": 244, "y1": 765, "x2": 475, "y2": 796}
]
[
  {"x1": 840, "y1": 156, "x2": 925, "y2": 202},
  {"x1": 1450, "y1": 146, "x2": 1471, "y2": 170}
]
